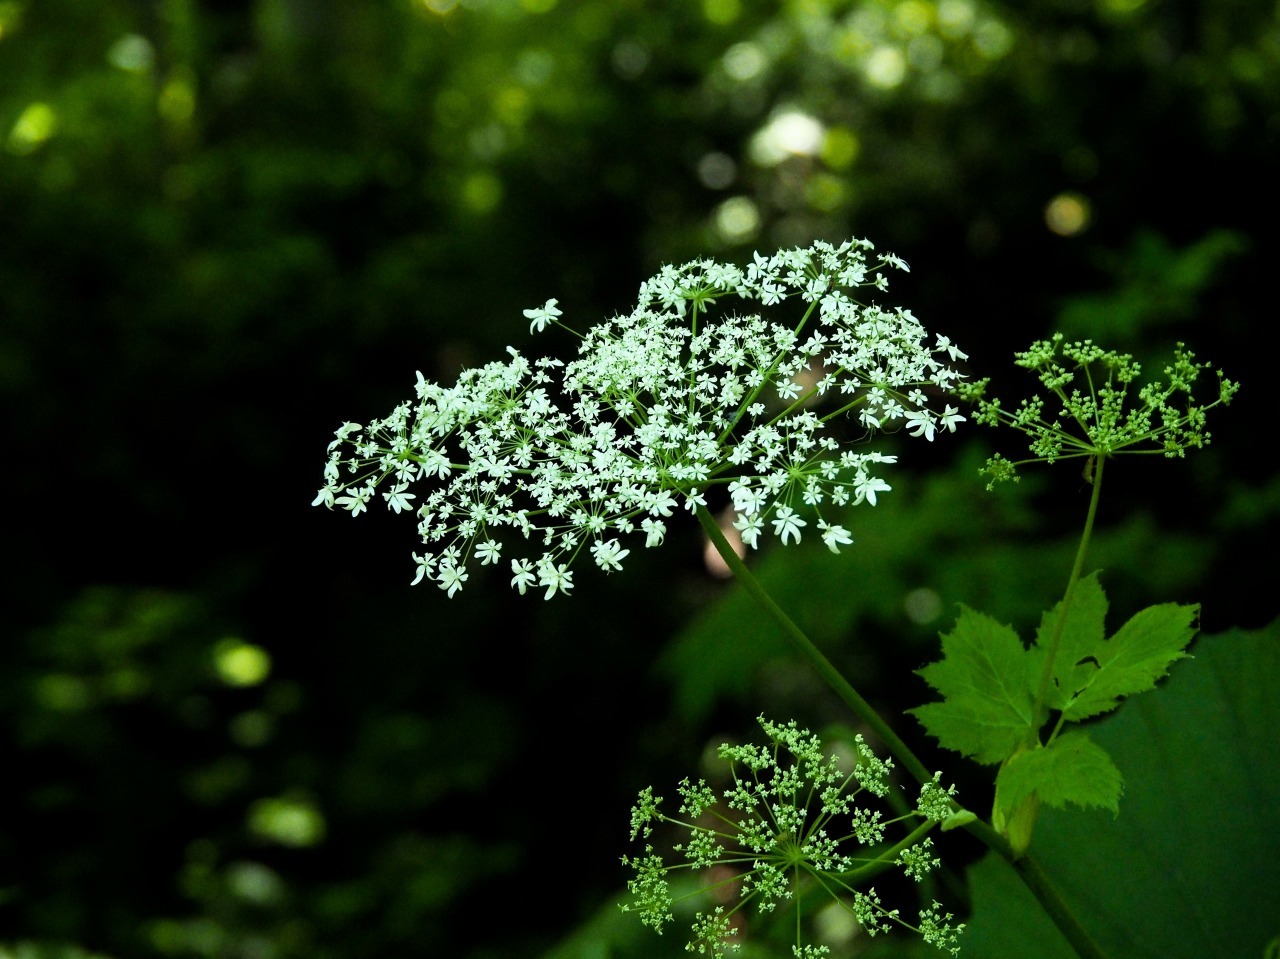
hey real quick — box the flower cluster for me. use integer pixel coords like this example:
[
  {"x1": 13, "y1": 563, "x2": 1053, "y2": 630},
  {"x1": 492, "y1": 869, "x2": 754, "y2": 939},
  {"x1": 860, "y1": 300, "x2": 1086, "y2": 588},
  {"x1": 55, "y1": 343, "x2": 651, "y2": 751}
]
[
  {"x1": 958, "y1": 334, "x2": 1238, "y2": 487},
  {"x1": 620, "y1": 716, "x2": 964, "y2": 957},
  {"x1": 315, "y1": 239, "x2": 967, "y2": 596}
]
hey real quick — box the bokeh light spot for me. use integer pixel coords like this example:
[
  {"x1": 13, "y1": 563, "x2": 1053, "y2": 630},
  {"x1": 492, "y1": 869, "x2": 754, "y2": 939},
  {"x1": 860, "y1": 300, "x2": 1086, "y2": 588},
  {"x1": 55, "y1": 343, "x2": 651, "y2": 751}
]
[
  {"x1": 514, "y1": 48, "x2": 554, "y2": 87},
  {"x1": 229, "y1": 710, "x2": 275, "y2": 748},
  {"x1": 905, "y1": 587, "x2": 944, "y2": 625},
  {"x1": 494, "y1": 86, "x2": 529, "y2": 126},
  {"x1": 713, "y1": 196, "x2": 760, "y2": 244},
  {"x1": 697, "y1": 151, "x2": 737, "y2": 189},
  {"x1": 415, "y1": 0, "x2": 459, "y2": 14},
  {"x1": 864, "y1": 46, "x2": 907, "y2": 89},
  {"x1": 213, "y1": 639, "x2": 272, "y2": 687},
  {"x1": 35, "y1": 673, "x2": 91, "y2": 711},
  {"x1": 750, "y1": 109, "x2": 825, "y2": 165},
  {"x1": 895, "y1": 0, "x2": 933, "y2": 35},
  {"x1": 908, "y1": 33, "x2": 945, "y2": 71},
  {"x1": 7, "y1": 102, "x2": 57, "y2": 155},
  {"x1": 247, "y1": 795, "x2": 326, "y2": 847},
  {"x1": 1100, "y1": 0, "x2": 1146, "y2": 15},
  {"x1": 461, "y1": 171, "x2": 503, "y2": 213},
  {"x1": 703, "y1": 0, "x2": 740, "y2": 25},
  {"x1": 158, "y1": 75, "x2": 196, "y2": 123},
  {"x1": 806, "y1": 173, "x2": 848, "y2": 212},
  {"x1": 973, "y1": 19, "x2": 1014, "y2": 59},
  {"x1": 723, "y1": 42, "x2": 767, "y2": 82},
  {"x1": 1045, "y1": 192, "x2": 1092, "y2": 236},
  {"x1": 937, "y1": 0, "x2": 976, "y2": 37},
  {"x1": 107, "y1": 34, "x2": 155, "y2": 72},
  {"x1": 226, "y1": 861, "x2": 285, "y2": 905},
  {"x1": 821, "y1": 127, "x2": 860, "y2": 169},
  {"x1": 814, "y1": 897, "x2": 860, "y2": 947},
  {"x1": 611, "y1": 40, "x2": 649, "y2": 79}
]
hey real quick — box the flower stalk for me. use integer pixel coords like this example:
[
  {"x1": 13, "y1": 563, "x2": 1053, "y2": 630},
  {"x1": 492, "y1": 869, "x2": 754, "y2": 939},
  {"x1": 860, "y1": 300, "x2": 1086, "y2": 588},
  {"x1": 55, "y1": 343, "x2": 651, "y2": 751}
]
[{"x1": 695, "y1": 503, "x2": 934, "y2": 788}]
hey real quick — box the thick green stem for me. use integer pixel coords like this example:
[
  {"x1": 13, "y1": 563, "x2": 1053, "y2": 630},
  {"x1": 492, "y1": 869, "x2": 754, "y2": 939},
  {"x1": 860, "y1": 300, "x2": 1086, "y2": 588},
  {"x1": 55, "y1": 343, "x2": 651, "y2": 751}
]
[
  {"x1": 837, "y1": 819, "x2": 936, "y2": 886},
  {"x1": 694, "y1": 505, "x2": 933, "y2": 786},
  {"x1": 962, "y1": 819, "x2": 1111, "y2": 959},
  {"x1": 1033, "y1": 454, "x2": 1106, "y2": 722},
  {"x1": 695, "y1": 504, "x2": 1116, "y2": 959}
]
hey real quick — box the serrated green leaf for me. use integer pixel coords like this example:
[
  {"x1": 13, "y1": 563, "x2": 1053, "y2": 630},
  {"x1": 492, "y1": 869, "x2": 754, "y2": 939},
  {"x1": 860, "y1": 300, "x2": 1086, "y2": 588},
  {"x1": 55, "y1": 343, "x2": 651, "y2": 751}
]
[
  {"x1": 995, "y1": 730, "x2": 1123, "y2": 816},
  {"x1": 1061, "y1": 601, "x2": 1198, "y2": 721},
  {"x1": 1033, "y1": 570, "x2": 1108, "y2": 711},
  {"x1": 908, "y1": 606, "x2": 1038, "y2": 764}
]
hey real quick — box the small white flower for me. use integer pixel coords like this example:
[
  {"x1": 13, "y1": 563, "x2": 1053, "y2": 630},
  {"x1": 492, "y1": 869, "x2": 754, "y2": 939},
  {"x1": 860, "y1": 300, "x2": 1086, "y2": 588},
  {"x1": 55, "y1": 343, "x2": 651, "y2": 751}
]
[
  {"x1": 854, "y1": 471, "x2": 891, "y2": 507},
  {"x1": 537, "y1": 560, "x2": 574, "y2": 599},
  {"x1": 777, "y1": 380, "x2": 801, "y2": 400},
  {"x1": 817, "y1": 521, "x2": 853, "y2": 554},
  {"x1": 903, "y1": 408, "x2": 937, "y2": 442},
  {"x1": 327, "y1": 421, "x2": 362, "y2": 452},
  {"x1": 411, "y1": 552, "x2": 433, "y2": 585},
  {"x1": 733, "y1": 512, "x2": 763, "y2": 549},
  {"x1": 436, "y1": 562, "x2": 468, "y2": 597},
  {"x1": 683, "y1": 489, "x2": 707, "y2": 512},
  {"x1": 642, "y1": 518, "x2": 666, "y2": 548},
  {"x1": 939, "y1": 404, "x2": 966, "y2": 432},
  {"x1": 935, "y1": 335, "x2": 968, "y2": 362},
  {"x1": 523, "y1": 298, "x2": 563, "y2": 333},
  {"x1": 801, "y1": 480, "x2": 824, "y2": 506},
  {"x1": 383, "y1": 483, "x2": 416, "y2": 514},
  {"x1": 475, "y1": 540, "x2": 503, "y2": 565},
  {"x1": 729, "y1": 480, "x2": 765, "y2": 516},
  {"x1": 591, "y1": 538, "x2": 631, "y2": 572},
  {"x1": 771, "y1": 506, "x2": 807, "y2": 545},
  {"x1": 335, "y1": 484, "x2": 372, "y2": 517},
  {"x1": 647, "y1": 490, "x2": 677, "y2": 517},
  {"x1": 510, "y1": 558, "x2": 536, "y2": 595}
]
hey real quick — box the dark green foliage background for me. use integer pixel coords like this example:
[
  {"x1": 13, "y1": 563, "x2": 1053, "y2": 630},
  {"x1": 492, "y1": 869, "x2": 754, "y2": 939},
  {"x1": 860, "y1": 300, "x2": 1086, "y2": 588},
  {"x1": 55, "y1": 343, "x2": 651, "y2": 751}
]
[{"x1": 1, "y1": 1, "x2": 1276, "y2": 956}]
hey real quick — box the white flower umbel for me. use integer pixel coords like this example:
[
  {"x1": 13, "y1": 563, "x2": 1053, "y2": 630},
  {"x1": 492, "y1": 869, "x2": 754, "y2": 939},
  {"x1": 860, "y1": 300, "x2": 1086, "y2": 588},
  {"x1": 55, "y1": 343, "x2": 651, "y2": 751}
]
[{"x1": 315, "y1": 239, "x2": 967, "y2": 596}]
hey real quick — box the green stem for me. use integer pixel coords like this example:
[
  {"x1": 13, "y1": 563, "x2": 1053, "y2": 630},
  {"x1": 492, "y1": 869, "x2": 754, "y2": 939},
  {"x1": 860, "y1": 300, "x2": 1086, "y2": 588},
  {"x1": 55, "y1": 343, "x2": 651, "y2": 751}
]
[
  {"x1": 835, "y1": 818, "x2": 935, "y2": 886},
  {"x1": 695, "y1": 503, "x2": 1116, "y2": 959},
  {"x1": 694, "y1": 505, "x2": 934, "y2": 787},
  {"x1": 1033, "y1": 454, "x2": 1106, "y2": 725},
  {"x1": 717, "y1": 299, "x2": 820, "y2": 446},
  {"x1": 962, "y1": 821, "x2": 1111, "y2": 959}
]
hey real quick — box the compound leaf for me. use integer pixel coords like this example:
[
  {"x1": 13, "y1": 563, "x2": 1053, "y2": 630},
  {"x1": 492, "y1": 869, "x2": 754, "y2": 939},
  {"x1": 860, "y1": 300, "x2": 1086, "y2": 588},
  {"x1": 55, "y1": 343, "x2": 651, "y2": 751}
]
[{"x1": 962, "y1": 622, "x2": 1280, "y2": 959}]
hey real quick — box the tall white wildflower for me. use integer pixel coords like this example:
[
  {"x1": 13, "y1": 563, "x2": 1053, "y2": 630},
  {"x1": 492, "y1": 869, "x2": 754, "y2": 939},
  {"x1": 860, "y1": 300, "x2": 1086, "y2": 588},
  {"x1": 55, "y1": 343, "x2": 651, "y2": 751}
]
[{"x1": 315, "y1": 239, "x2": 967, "y2": 596}]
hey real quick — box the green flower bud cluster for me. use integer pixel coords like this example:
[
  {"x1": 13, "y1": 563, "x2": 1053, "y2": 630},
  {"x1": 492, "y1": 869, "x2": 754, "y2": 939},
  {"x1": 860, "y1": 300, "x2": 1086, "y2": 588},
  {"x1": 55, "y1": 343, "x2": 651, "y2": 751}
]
[
  {"x1": 620, "y1": 716, "x2": 964, "y2": 956},
  {"x1": 959, "y1": 334, "x2": 1237, "y2": 488}
]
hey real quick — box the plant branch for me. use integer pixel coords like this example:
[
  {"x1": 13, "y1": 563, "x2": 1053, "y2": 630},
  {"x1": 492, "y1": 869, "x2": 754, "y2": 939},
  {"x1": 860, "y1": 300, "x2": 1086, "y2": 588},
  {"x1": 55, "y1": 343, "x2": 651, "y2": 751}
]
[
  {"x1": 1033, "y1": 454, "x2": 1106, "y2": 720},
  {"x1": 695, "y1": 504, "x2": 932, "y2": 785},
  {"x1": 959, "y1": 819, "x2": 1112, "y2": 959},
  {"x1": 696, "y1": 504, "x2": 1116, "y2": 959}
]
